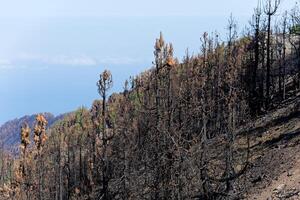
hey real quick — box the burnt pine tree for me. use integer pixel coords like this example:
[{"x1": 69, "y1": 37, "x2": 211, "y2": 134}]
[
  {"x1": 249, "y1": 2, "x2": 263, "y2": 114},
  {"x1": 289, "y1": 3, "x2": 300, "y2": 89},
  {"x1": 34, "y1": 114, "x2": 48, "y2": 200},
  {"x1": 20, "y1": 123, "x2": 31, "y2": 200},
  {"x1": 97, "y1": 70, "x2": 113, "y2": 200},
  {"x1": 282, "y1": 11, "x2": 287, "y2": 99},
  {"x1": 264, "y1": 0, "x2": 281, "y2": 107}
]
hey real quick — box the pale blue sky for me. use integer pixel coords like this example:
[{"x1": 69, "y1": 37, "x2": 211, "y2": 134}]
[
  {"x1": 0, "y1": 0, "x2": 292, "y2": 18},
  {"x1": 0, "y1": 0, "x2": 297, "y2": 125}
]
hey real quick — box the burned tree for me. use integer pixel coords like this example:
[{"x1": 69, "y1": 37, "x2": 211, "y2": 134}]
[
  {"x1": 264, "y1": 0, "x2": 281, "y2": 107},
  {"x1": 34, "y1": 114, "x2": 48, "y2": 200},
  {"x1": 96, "y1": 70, "x2": 113, "y2": 200}
]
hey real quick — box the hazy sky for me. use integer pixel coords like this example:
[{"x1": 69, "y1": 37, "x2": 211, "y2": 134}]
[
  {"x1": 0, "y1": 0, "x2": 293, "y2": 18},
  {"x1": 0, "y1": 0, "x2": 297, "y2": 125}
]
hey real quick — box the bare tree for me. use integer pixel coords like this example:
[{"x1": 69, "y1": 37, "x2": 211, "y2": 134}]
[
  {"x1": 264, "y1": 0, "x2": 281, "y2": 107},
  {"x1": 97, "y1": 70, "x2": 113, "y2": 200},
  {"x1": 289, "y1": 2, "x2": 300, "y2": 89},
  {"x1": 281, "y1": 11, "x2": 288, "y2": 99}
]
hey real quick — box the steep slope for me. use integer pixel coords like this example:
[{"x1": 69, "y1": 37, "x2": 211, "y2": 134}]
[
  {"x1": 242, "y1": 92, "x2": 300, "y2": 199},
  {"x1": 252, "y1": 156, "x2": 300, "y2": 199}
]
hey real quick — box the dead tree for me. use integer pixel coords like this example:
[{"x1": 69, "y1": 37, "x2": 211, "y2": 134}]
[
  {"x1": 97, "y1": 70, "x2": 113, "y2": 200},
  {"x1": 20, "y1": 123, "x2": 31, "y2": 200},
  {"x1": 264, "y1": 0, "x2": 281, "y2": 107},
  {"x1": 34, "y1": 114, "x2": 48, "y2": 200},
  {"x1": 280, "y1": 11, "x2": 288, "y2": 99},
  {"x1": 289, "y1": 3, "x2": 300, "y2": 89},
  {"x1": 252, "y1": 3, "x2": 263, "y2": 113}
]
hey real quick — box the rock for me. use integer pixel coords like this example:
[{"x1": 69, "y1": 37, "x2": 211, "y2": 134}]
[
  {"x1": 272, "y1": 185, "x2": 300, "y2": 199},
  {"x1": 251, "y1": 176, "x2": 262, "y2": 184},
  {"x1": 273, "y1": 184, "x2": 286, "y2": 194},
  {"x1": 282, "y1": 189, "x2": 300, "y2": 198},
  {"x1": 287, "y1": 171, "x2": 293, "y2": 177}
]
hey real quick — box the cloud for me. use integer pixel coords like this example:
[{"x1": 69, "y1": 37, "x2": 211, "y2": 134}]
[
  {"x1": 98, "y1": 57, "x2": 143, "y2": 65},
  {"x1": 0, "y1": 53, "x2": 145, "y2": 71},
  {"x1": 17, "y1": 53, "x2": 144, "y2": 66},
  {"x1": 18, "y1": 53, "x2": 98, "y2": 66},
  {"x1": 0, "y1": 59, "x2": 11, "y2": 65},
  {"x1": 0, "y1": 59, "x2": 15, "y2": 70},
  {"x1": 0, "y1": 56, "x2": 46, "y2": 70},
  {"x1": 0, "y1": 65, "x2": 32, "y2": 70},
  {"x1": 46, "y1": 55, "x2": 97, "y2": 66},
  {"x1": 0, "y1": 65, "x2": 14, "y2": 70}
]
